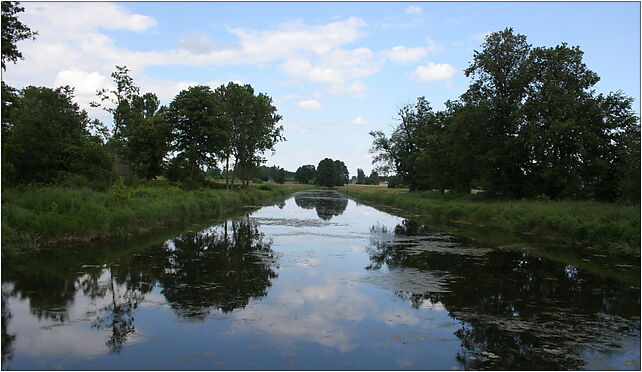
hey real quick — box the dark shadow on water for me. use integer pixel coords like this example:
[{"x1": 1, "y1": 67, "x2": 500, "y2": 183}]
[
  {"x1": 366, "y1": 220, "x2": 641, "y2": 370},
  {"x1": 1, "y1": 214, "x2": 277, "y2": 357},
  {"x1": 1, "y1": 293, "x2": 16, "y2": 365},
  {"x1": 294, "y1": 191, "x2": 348, "y2": 221}
]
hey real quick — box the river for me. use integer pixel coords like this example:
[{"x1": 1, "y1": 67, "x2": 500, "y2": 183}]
[{"x1": 1, "y1": 190, "x2": 639, "y2": 370}]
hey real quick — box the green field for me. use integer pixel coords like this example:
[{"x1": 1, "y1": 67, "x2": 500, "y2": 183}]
[
  {"x1": 339, "y1": 185, "x2": 641, "y2": 256},
  {"x1": 2, "y1": 181, "x2": 313, "y2": 257}
]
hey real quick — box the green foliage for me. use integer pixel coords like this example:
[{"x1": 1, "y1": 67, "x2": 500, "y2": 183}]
[
  {"x1": 92, "y1": 65, "x2": 140, "y2": 144},
  {"x1": 314, "y1": 158, "x2": 349, "y2": 187},
  {"x1": 1, "y1": 1, "x2": 37, "y2": 70},
  {"x1": 212, "y1": 82, "x2": 284, "y2": 188},
  {"x1": 315, "y1": 158, "x2": 337, "y2": 187},
  {"x1": 2, "y1": 86, "x2": 111, "y2": 187},
  {"x1": 370, "y1": 28, "x2": 640, "y2": 202},
  {"x1": 124, "y1": 94, "x2": 170, "y2": 180},
  {"x1": 167, "y1": 85, "x2": 224, "y2": 182},
  {"x1": 294, "y1": 164, "x2": 316, "y2": 184},
  {"x1": 333, "y1": 160, "x2": 349, "y2": 185}
]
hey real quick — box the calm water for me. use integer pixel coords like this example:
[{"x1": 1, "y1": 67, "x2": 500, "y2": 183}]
[{"x1": 2, "y1": 191, "x2": 640, "y2": 370}]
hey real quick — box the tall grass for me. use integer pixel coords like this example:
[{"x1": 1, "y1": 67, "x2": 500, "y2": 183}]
[
  {"x1": 2, "y1": 181, "x2": 312, "y2": 256},
  {"x1": 339, "y1": 185, "x2": 640, "y2": 255}
]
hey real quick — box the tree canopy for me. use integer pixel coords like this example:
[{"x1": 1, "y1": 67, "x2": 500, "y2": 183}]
[
  {"x1": 370, "y1": 28, "x2": 640, "y2": 202},
  {"x1": 315, "y1": 158, "x2": 349, "y2": 187}
]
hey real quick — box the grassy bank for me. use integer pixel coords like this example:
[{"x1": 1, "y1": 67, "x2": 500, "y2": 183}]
[
  {"x1": 339, "y1": 185, "x2": 640, "y2": 256},
  {"x1": 2, "y1": 181, "x2": 312, "y2": 256}
]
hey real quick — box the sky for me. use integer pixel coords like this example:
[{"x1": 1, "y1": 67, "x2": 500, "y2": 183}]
[{"x1": 3, "y1": 1, "x2": 640, "y2": 175}]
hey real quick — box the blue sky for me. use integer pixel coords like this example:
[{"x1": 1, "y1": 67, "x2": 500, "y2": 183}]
[{"x1": 4, "y1": 1, "x2": 640, "y2": 175}]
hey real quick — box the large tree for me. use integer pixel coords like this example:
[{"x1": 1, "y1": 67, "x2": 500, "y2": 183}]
[
  {"x1": 314, "y1": 158, "x2": 349, "y2": 187},
  {"x1": 167, "y1": 85, "x2": 225, "y2": 182},
  {"x1": 315, "y1": 158, "x2": 338, "y2": 187},
  {"x1": 214, "y1": 83, "x2": 284, "y2": 189},
  {"x1": 462, "y1": 28, "x2": 532, "y2": 197}
]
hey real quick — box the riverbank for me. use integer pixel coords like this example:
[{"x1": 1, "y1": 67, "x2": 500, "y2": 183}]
[
  {"x1": 339, "y1": 185, "x2": 640, "y2": 256},
  {"x1": 2, "y1": 181, "x2": 313, "y2": 257}
]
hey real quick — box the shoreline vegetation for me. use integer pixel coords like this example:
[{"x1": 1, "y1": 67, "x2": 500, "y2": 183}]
[
  {"x1": 1, "y1": 181, "x2": 313, "y2": 257},
  {"x1": 339, "y1": 185, "x2": 640, "y2": 257}
]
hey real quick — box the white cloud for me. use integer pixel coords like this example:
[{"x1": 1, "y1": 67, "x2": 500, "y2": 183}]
[
  {"x1": 280, "y1": 48, "x2": 381, "y2": 96},
  {"x1": 3, "y1": 3, "x2": 377, "y2": 118},
  {"x1": 330, "y1": 80, "x2": 368, "y2": 98},
  {"x1": 412, "y1": 62, "x2": 456, "y2": 83},
  {"x1": 24, "y1": 2, "x2": 156, "y2": 34},
  {"x1": 54, "y1": 69, "x2": 109, "y2": 99},
  {"x1": 383, "y1": 46, "x2": 428, "y2": 63},
  {"x1": 352, "y1": 116, "x2": 367, "y2": 125},
  {"x1": 297, "y1": 100, "x2": 322, "y2": 110},
  {"x1": 229, "y1": 17, "x2": 366, "y2": 61},
  {"x1": 383, "y1": 38, "x2": 444, "y2": 64},
  {"x1": 405, "y1": 5, "x2": 423, "y2": 14},
  {"x1": 179, "y1": 31, "x2": 212, "y2": 54}
]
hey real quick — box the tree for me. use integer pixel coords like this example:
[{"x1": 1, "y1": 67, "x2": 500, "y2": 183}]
[
  {"x1": 124, "y1": 94, "x2": 170, "y2": 180},
  {"x1": 462, "y1": 28, "x2": 532, "y2": 197},
  {"x1": 521, "y1": 43, "x2": 601, "y2": 198},
  {"x1": 315, "y1": 158, "x2": 337, "y2": 187},
  {"x1": 166, "y1": 85, "x2": 225, "y2": 182},
  {"x1": 356, "y1": 168, "x2": 365, "y2": 184},
  {"x1": 3, "y1": 86, "x2": 111, "y2": 186},
  {"x1": 1, "y1": 1, "x2": 37, "y2": 70},
  {"x1": 369, "y1": 97, "x2": 436, "y2": 191},
  {"x1": 294, "y1": 165, "x2": 316, "y2": 184},
  {"x1": 92, "y1": 66, "x2": 140, "y2": 144},
  {"x1": 334, "y1": 160, "x2": 349, "y2": 186},
  {"x1": 314, "y1": 158, "x2": 349, "y2": 187},
  {"x1": 214, "y1": 82, "x2": 284, "y2": 189}
]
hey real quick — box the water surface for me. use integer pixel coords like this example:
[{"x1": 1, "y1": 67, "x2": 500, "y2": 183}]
[{"x1": 2, "y1": 191, "x2": 640, "y2": 370}]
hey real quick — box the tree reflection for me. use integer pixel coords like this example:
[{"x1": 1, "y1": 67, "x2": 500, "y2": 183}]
[
  {"x1": 139, "y1": 216, "x2": 278, "y2": 319},
  {"x1": 1, "y1": 215, "x2": 278, "y2": 356},
  {"x1": 1, "y1": 292, "x2": 16, "y2": 366},
  {"x1": 88, "y1": 270, "x2": 148, "y2": 353},
  {"x1": 5, "y1": 271, "x2": 80, "y2": 323},
  {"x1": 294, "y1": 191, "x2": 348, "y2": 220},
  {"x1": 366, "y1": 220, "x2": 641, "y2": 370}
]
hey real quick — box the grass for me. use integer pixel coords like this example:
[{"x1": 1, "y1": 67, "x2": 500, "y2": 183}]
[
  {"x1": 2, "y1": 180, "x2": 313, "y2": 257},
  {"x1": 339, "y1": 185, "x2": 641, "y2": 256}
]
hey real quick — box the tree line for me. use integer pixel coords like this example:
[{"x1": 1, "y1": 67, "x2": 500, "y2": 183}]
[
  {"x1": 2, "y1": 2, "x2": 284, "y2": 189},
  {"x1": 370, "y1": 28, "x2": 640, "y2": 202}
]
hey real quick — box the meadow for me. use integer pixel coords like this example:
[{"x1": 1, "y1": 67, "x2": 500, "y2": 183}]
[
  {"x1": 339, "y1": 185, "x2": 641, "y2": 256},
  {"x1": 2, "y1": 181, "x2": 313, "y2": 256}
]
